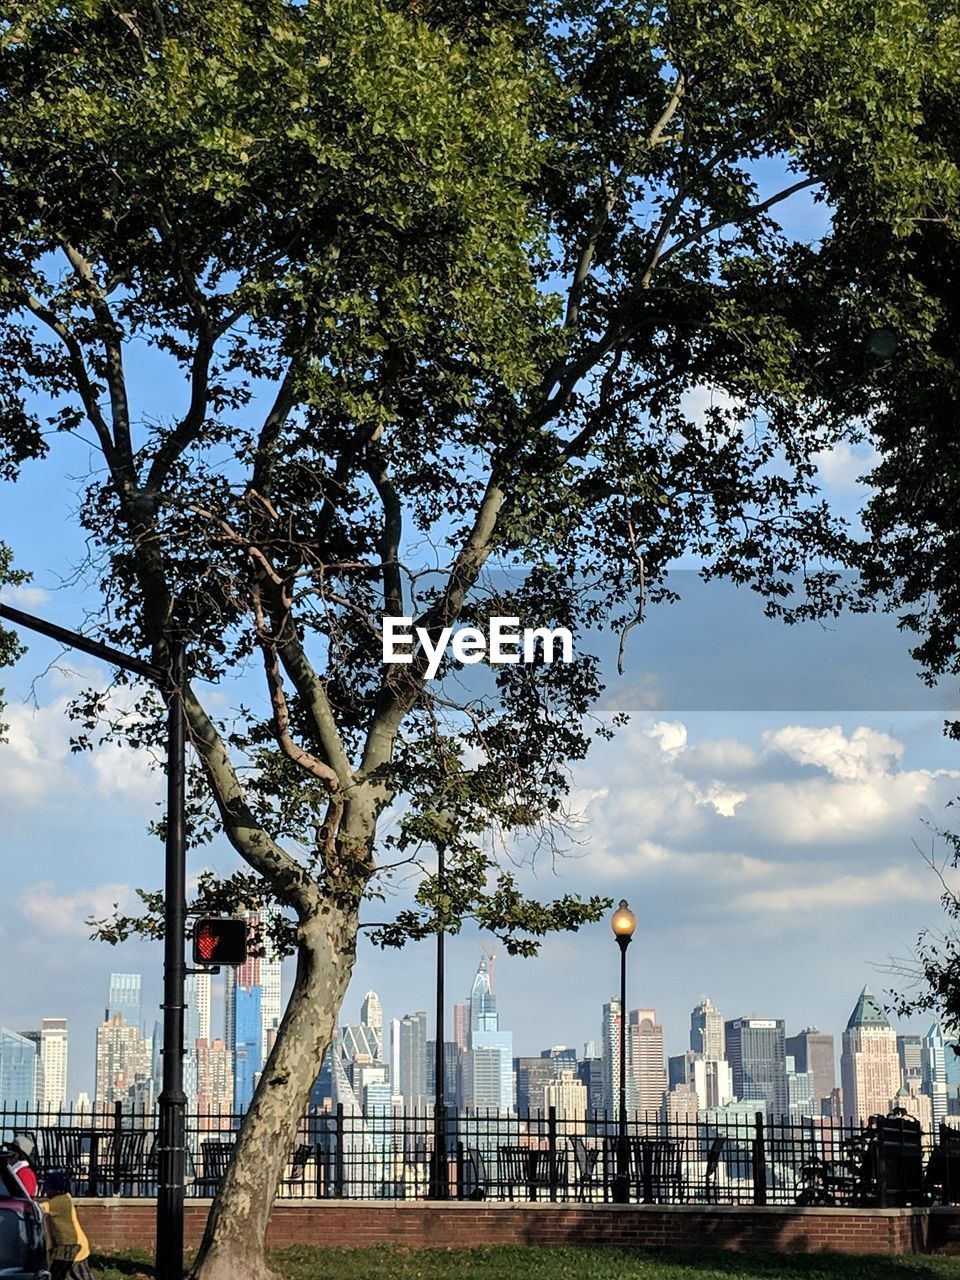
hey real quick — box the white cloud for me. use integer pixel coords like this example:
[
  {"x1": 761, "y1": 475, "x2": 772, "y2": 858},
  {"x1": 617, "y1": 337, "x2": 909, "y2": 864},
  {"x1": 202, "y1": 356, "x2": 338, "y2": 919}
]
[
  {"x1": 763, "y1": 724, "x2": 903, "y2": 782},
  {"x1": 0, "y1": 584, "x2": 52, "y2": 607},
  {"x1": 735, "y1": 866, "x2": 928, "y2": 914},
  {"x1": 698, "y1": 782, "x2": 747, "y2": 817},
  {"x1": 813, "y1": 440, "x2": 879, "y2": 493},
  {"x1": 647, "y1": 720, "x2": 688, "y2": 756},
  {"x1": 16, "y1": 880, "x2": 136, "y2": 938},
  {"x1": 0, "y1": 699, "x2": 74, "y2": 805}
]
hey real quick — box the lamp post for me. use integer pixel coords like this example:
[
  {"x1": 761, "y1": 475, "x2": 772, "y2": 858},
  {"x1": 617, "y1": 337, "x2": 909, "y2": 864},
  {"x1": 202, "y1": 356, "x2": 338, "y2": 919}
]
[
  {"x1": 611, "y1": 899, "x2": 636, "y2": 1204},
  {"x1": 428, "y1": 814, "x2": 452, "y2": 1199},
  {"x1": 0, "y1": 603, "x2": 187, "y2": 1280}
]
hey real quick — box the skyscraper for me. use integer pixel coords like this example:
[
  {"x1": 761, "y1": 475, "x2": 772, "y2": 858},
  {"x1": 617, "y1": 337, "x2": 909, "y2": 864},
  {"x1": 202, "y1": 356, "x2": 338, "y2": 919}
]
[
  {"x1": 397, "y1": 1011, "x2": 427, "y2": 1110},
  {"x1": 922, "y1": 1022, "x2": 949, "y2": 1130},
  {"x1": 233, "y1": 987, "x2": 262, "y2": 1111},
  {"x1": 840, "y1": 986, "x2": 900, "y2": 1122},
  {"x1": 361, "y1": 991, "x2": 383, "y2": 1039},
  {"x1": 107, "y1": 973, "x2": 142, "y2": 1029},
  {"x1": 40, "y1": 1018, "x2": 68, "y2": 1111},
  {"x1": 463, "y1": 955, "x2": 513, "y2": 1112},
  {"x1": 600, "y1": 997, "x2": 621, "y2": 1117},
  {"x1": 628, "y1": 1009, "x2": 668, "y2": 1117},
  {"x1": 94, "y1": 1015, "x2": 150, "y2": 1109},
  {"x1": 690, "y1": 998, "x2": 725, "y2": 1061},
  {"x1": 0, "y1": 1028, "x2": 38, "y2": 1108},
  {"x1": 725, "y1": 1017, "x2": 788, "y2": 1117},
  {"x1": 258, "y1": 906, "x2": 283, "y2": 1061},
  {"x1": 785, "y1": 1028, "x2": 836, "y2": 1110}
]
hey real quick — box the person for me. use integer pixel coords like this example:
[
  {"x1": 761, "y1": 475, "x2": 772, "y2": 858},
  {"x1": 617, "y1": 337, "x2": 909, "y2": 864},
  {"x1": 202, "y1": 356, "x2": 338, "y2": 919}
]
[
  {"x1": 40, "y1": 1170, "x2": 97, "y2": 1280},
  {"x1": 8, "y1": 1135, "x2": 38, "y2": 1198}
]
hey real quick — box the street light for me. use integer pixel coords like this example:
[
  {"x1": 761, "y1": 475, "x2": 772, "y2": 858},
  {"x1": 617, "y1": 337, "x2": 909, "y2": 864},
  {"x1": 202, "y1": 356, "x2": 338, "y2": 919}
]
[
  {"x1": 0, "y1": 603, "x2": 187, "y2": 1280},
  {"x1": 611, "y1": 899, "x2": 636, "y2": 1204},
  {"x1": 428, "y1": 811, "x2": 454, "y2": 1199}
]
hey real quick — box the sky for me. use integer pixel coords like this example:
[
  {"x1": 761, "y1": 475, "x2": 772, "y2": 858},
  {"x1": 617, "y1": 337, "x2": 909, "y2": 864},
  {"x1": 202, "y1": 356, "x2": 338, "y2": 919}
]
[{"x1": 1, "y1": 180, "x2": 959, "y2": 1103}]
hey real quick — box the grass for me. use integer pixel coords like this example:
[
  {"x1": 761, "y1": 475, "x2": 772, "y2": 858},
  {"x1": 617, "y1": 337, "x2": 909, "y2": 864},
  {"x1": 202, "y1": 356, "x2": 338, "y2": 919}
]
[{"x1": 88, "y1": 1245, "x2": 960, "y2": 1280}]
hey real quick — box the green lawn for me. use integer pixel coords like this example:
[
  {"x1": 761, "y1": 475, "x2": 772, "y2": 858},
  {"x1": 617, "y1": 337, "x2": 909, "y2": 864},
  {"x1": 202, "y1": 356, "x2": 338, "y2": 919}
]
[{"x1": 90, "y1": 1245, "x2": 960, "y2": 1280}]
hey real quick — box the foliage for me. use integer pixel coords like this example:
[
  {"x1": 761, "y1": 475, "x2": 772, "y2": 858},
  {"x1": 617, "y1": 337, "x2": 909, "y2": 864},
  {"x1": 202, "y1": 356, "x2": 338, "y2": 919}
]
[{"x1": 0, "y1": 541, "x2": 28, "y2": 739}]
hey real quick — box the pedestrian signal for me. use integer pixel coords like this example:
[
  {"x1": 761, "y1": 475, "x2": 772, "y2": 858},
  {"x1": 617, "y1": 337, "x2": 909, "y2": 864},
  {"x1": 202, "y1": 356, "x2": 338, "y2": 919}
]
[{"x1": 192, "y1": 917, "x2": 247, "y2": 966}]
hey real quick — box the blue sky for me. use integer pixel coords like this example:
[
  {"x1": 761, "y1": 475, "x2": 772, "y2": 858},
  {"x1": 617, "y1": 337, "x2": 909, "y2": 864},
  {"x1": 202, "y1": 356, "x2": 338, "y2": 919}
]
[{"x1": 1, "y1": 175, "x2": 958, "y2": 1101}]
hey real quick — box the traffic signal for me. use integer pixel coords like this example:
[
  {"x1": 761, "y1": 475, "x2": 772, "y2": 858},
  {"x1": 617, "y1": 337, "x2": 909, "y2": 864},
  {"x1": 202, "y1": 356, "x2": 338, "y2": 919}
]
[{"x1": 192, "y1": 917, "x2": 248, "y2": 966}]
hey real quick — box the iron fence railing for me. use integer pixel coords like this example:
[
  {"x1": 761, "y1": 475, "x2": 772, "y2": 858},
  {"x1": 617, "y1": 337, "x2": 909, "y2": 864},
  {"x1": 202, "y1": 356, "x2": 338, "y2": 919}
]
[{"x1": 2, "y1": 1104, "x2": 957, "y2": 1206}]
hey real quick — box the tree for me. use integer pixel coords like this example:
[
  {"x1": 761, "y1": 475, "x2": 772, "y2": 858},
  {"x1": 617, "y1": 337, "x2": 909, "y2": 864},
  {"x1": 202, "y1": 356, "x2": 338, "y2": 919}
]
[
  {"x1": 0, "y1": 1, "x2": 949, "y2": 1276},
  {"x1": 0, "y1": 543, "x2": 27, "y2": 737}
]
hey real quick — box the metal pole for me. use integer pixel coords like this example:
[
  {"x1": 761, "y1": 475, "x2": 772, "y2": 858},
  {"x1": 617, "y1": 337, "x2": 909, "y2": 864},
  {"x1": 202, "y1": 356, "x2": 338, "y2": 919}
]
[
  {"x1": 614, "y1": 936, "x2": 631, "y2": 1203},
  {"x1": 0, "y1": 605, "x2": 187, "y2": 1276},
  {"x1": 429, "y1": 837, "x2": 448, "y2": 1198},
  {"x1": 156, "y1": 641, "x2": 186, "y2": 1280}
]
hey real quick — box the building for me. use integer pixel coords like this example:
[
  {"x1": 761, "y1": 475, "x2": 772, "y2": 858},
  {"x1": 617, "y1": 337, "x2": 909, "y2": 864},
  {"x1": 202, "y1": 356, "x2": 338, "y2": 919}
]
[
  {"x1": 514, "y1": 1056, "x2": 557, "y2": 1114},
  {"x1": 665, "y1": 1083, "x2": 700, "y2": 1125},
  {"x1": 544, "y1": 1068, "x2": 588, "y2": 1132},
  {"x1": 107, "y1": 974, "x2": 142, "y2": 1029},
  {"x1": 786, "y1": 1055, "x2": 818, "y2": 1119},
  {"x1": 923, "y1": 1022, "x2": 950, "y2": 1130},
  {"x1": 577, "y1": 1055, "x2": 603, "y2": 1114},
  {"x1": 233, "y1": 987, "x2": 262, "y2": 1111},
  {"x1": 690, "y1": 998, "x2": 725, "y2": 1061},
  {"x1": 452, "y1": 1003, "x2": 470, "y2": 1052},
  {"x1": 785, "y1": 1028, "x2": 836, "y2": 1109},
  {"x1": 0, "y1": 1028, "x2": 38, "y2": 1108},
  {"x1": 40, "y1": 1018, "x2": 68, "y2": 1111},
  {"x1": 463, "y1": 956, "x2": 513, "y2": 1113},
  {"x1": 600, "y1": 997, "x2": 622, "y2": 1117},
  {"x1": 840, "y1": 986, "x2": 900, "y2": 1122},
  {"x1": 94, "y1": 1015, "x2": 150, "y2": 1109},
  {"x1": 426, "y1": 1041, "x2": 461, "y2": 1108},
  {"x1": 725, "y1": 1017, "x2": 788, "y2": 1117},
  {"x1": 361, "y1": 991, "x2": 383, "y2": 1040},
  {"x1": 259, "y1": 906, "x2": 283, "y2": 1061},
  {"x1": 628, "y1": 1009, "x2": 668, "y2": 1117},
  {"x1": 195, "y1": 1038, "x2": 233, "y2": 1120},
  {"x1": 396, "y1": 1011, "x2": 428, "y2": 1111}
]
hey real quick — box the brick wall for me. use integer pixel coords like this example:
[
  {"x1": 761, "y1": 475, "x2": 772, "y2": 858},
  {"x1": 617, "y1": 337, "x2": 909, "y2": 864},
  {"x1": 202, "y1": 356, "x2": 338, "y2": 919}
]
[{"x1": 75, "y1": 1199, "x2": 941, "y2": 1256}]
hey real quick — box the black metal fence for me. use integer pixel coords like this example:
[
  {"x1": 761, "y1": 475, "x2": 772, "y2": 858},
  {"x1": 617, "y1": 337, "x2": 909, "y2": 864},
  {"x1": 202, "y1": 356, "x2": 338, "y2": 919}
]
[{"x1": 3, "y1": 1104, "x2": 958, "y2": 1206}]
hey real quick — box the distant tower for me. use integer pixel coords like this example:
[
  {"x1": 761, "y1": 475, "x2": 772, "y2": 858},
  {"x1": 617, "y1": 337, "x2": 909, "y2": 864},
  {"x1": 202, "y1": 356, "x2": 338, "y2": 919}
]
[
  {"x1": 628, "y1": 1010, "x2": 667, "y2": 1117},
  {"x1": 785, "y1": 1028, "x2": 836, "y2": 1111},
  {"x1": 840, "y1": 986, "x2": 900, "y2": 1121},
  {"x1": 923, "y1": 1022, "x2": 949, "y2": 1129},
  {"x1": 600, "y1": 997, "x2": 622, "y2": 1117},
  {"x1": 40, "y1": 1018, "x2": 68, "y2": 1111},
  {"x1": 397, "y1": 1011, "x2": 428, "y2": 1110},
  {"x1": 361, "y1": 991, "x2": 383, "y2": 1035},
  {"x1": 469, "y1": 955, "x2": 497, "y2": 1033},
  {"x1": 690, "y1": 998, "x2": 725, "y2": 1061},
  {"x1": 462, "y1": 955, "x2": 513, "y2": 1112},
  {"x1": 107, "y1": 974, "x2": 142, "y2": 1029},
  {"x1": 725, "y1": 1016, "x2": 788, "y2": 1117}
]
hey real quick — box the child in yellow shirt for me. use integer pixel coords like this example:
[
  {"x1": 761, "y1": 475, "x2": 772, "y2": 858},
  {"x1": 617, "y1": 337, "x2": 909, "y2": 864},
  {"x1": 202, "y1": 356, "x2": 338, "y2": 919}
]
[{"x1": 40, "y1": 1170, "x2": 96, "y2": 1280}]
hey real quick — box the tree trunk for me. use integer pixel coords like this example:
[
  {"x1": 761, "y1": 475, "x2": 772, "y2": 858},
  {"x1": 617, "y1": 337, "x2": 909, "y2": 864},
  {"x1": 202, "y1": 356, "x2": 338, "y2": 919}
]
[{"x1": 191, "y1": 905, "x2": 357, "y2": 1280}]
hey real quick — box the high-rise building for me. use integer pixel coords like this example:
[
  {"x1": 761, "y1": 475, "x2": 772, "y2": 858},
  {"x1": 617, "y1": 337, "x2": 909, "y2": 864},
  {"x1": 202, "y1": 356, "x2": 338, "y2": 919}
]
[
  {"x1": 898, "y1": 1033, "x2": 923, "y2": 1083},
  {"x1": 628, "y1": 1009, "x2": 667, "y2": 1117},
  {"x1": 923, "y1": 1022, "x2": 950, "y2": 1130},
  {"x1": 600, "y1": 997, "x2": 622, "y2": 1117},
  {"x1": 18, "y1": 1030, "x2": 42, "y2": 1104},
  {"x1": 785, "y1": 1028, "x2": 836, "y2": 1108},
  {"x1": 514, "y1": 1056, "x2": 556, "y2": 1113},
  {"x1": 94, "y1": 1015, "x2": 150, "y2": 1109},
  {"x1": 463, "y1": 956, "x2": 513, "y2": 1112},
  {"x1": 0, "y1": 1028, "x2": 38, "y2": 1108},
  {"x1": 40, "y1": 1018, "x2": 68, "y2": 1111},
  {"x1": 452, "y1": 1003, "x2": 470, "y2": 1052},
  {"x1": 233, "y1": 987, "x2": 262, "y2": 1111},
  {"x1": 577, "y1": 1055, "x2": 603, "y2": 1113},
  {"x1": 107, "y1": 974, "x2": 142, "y2": 1029},
  {"x1": 195, "y1": 1038, "x2": 233, "y2": 1121},
  {"x1": 397, "y1": 1012, "x2": 428, "y2": 1110},
  {"x1": 361, "y1": 991, "x2": 383, "y2": 1039},
  {"x1": 786, "y1": 1055, "x2": 818, "y2": 1119},
  {"x1": 544, "y1": 1069, "x2": 588, "y2": 1132},
  {"x1": 840, "y1": 986, "x2": 900, "y2": 1122},
  {"x1": 690, "y1": 998, "x2": 725, "y2": 1061},
  {"x1": 725, "y1": 1017, "x2": 788, "y2": 1117},
  {"x1": 185, "y1": 972, "x2": 211, "y2": 1046},
  {"x1": 259, "y1": 907, "x2": 283, "y2": 1062},
  {"x1": 426, "y1": 1041, "x2": 461, "y2": 1108}
]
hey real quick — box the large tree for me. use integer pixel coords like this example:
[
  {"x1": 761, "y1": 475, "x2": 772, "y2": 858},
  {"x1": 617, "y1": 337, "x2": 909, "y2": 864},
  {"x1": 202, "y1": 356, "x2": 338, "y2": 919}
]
[{"x1": 1, "y1": 1, "x2": 953, "y2": 1276}]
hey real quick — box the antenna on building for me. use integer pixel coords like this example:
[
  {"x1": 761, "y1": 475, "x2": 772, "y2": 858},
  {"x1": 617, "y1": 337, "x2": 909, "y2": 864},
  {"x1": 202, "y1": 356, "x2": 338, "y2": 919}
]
[{"x1": 480, "y1": 944, "x2": 496, "y2": 992}]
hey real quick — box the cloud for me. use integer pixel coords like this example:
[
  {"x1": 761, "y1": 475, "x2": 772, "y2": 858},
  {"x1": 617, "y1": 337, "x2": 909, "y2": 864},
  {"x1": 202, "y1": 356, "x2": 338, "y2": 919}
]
[
  {"x1": 0, "y1": 698, "x2": 74, "y2": 806},
  {"x1": 0, "y1": 584, "x2": 52, "y2": 608},
  {"x1": 813, "y1": 440, "x2": 880, "y2": 493},
  {"x1": 647, "y1": 720, "x2": 688, "y2": 756},
  {"x1": 763, "y1": 724, "x2": 903, "y2": 782},
  {"x1": 16, "y1": 880, "x2": 136, "y2": 939},
  {"x1": 734, "y1": 866, "x2": 929, "y2": 914}
]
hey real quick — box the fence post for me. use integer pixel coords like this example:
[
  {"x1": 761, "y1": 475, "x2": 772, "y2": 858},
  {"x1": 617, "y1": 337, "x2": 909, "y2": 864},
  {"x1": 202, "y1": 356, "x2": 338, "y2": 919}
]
[
  {"x1": 111, "y1": 1100, "x2": 123, "y2": 1195},
  {"x1": 334, "y1": 1103, "x2": 345, "y2": 1198},
  {"x1": 547, "y1": 1106, "x2": 558, "y2": 1202},
  {"x1": 752, "y1": 1111, "x2": 767, "y2": 1206}
]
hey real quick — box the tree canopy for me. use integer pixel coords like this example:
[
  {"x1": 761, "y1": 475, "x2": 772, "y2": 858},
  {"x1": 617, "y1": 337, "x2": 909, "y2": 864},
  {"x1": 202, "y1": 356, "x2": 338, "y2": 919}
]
[{"x1": 3, "y1": 1, "x2": 959, "y2": 1276}]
